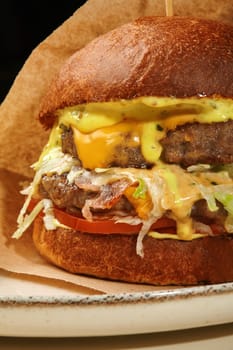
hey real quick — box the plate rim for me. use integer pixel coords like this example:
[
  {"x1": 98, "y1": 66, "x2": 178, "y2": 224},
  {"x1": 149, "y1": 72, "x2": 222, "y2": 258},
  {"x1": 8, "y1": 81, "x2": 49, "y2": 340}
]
[{"x1": 1, "y1": 281, "x2": 233, "y2": 306}]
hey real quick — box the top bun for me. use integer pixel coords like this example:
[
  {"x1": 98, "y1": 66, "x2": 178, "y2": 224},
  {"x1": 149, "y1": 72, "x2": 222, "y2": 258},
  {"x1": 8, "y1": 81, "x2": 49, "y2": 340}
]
[{"x1": 39, "y1": 16, "x2": 233, "y2": 128}]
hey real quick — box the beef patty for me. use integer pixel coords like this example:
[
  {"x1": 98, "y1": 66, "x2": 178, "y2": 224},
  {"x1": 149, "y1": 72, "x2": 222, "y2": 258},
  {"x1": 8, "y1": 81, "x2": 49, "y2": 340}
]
[
  {"x1": 161, "y1": 120, "x2": 233, "y2": 167},
  {"x1": 61, "y1": 120, "x2": 233, "y2": 168}
]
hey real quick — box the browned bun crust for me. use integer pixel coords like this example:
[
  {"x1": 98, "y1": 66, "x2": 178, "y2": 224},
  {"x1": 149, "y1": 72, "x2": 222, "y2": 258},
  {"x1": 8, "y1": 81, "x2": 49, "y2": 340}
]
[
  {"x1": 39, "y1": 16, "x2": 233, "y2": 128},
  {"x1": 33, "y1": 216, "x2": 233, "y2": 285}
]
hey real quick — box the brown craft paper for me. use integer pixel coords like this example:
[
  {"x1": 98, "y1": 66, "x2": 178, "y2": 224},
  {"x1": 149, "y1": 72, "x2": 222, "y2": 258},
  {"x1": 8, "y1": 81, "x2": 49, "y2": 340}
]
[{"x1": 0, "y1": 0, "x2": 232, "y2": 295}]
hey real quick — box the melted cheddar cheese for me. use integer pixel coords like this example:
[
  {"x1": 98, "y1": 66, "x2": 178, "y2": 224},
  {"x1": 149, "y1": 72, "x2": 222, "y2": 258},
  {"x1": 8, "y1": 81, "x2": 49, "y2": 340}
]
[{"x1": 72, "y1": 122, "x2": 141, "y2": 169}]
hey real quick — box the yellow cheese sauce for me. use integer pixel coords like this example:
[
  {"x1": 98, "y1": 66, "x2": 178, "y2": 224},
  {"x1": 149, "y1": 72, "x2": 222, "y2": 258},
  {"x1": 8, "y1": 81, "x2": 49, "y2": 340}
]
[
  {"x1": 148, "y1": 231, "x2": 208, "y2": 240},
  {"x1": 57, "y1": 96, "x2": 233, "y2": 132},
  {"x1": 55, "y1": 96, "x2": 233, "y2": 168}
]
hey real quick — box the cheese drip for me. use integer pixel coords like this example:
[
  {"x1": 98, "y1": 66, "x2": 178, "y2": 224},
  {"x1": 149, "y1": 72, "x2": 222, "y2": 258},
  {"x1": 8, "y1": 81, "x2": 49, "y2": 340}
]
[{"x1": 73, "y1": 122, "x2": 141, "y2": 169}]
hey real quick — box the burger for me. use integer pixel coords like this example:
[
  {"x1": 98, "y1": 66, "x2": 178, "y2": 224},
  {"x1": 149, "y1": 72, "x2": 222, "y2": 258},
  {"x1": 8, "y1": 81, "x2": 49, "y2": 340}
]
[{"x1": 13, "y1": 16, "x2": 233, "y2": 285}]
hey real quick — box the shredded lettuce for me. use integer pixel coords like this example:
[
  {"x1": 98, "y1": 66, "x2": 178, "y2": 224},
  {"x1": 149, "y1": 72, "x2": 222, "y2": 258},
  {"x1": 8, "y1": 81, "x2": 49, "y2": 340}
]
[
  {"x1": 115, "y1": 216, "x2": 142, "y2": 225},
  {"x1": 136, "y1": 217, "x2": 156, "y2": 257},
  {"x1": 13, "y1": 147, "x2": 78, "y2": 239},
  {"x1": 43, "y1": 199, "x2": 69, "y2": 230},
  {"x1": 67, "y1": 166, "x2": 83, "y2": 184},
  {"x1": 225, "y1": 215, "x2": 233, "y2": 233},
  {"x1": 214, "y1": 191, "x2": 233, "y2": 216},
  {"x1": 133, "y1": 178, "x2": 147, "y2": 199},
  {"x1": 197, "y1": 184, "x2": 218, "y2": 212},
  {"x1": 215, "y1": 164, "x2": 233, "y2": 179},
  {"x1": 187, "y1": 164, "x2": 211, "y2": 172},
  {"x1": 12, "y1": 200, "x2": 44, "y2": 239}
]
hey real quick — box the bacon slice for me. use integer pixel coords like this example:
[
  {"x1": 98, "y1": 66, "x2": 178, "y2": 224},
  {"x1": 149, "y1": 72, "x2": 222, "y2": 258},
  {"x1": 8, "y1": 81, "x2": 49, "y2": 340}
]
[
  {"x1": 82, "y1": 178, "x2": 132, "y2": 221},
  {"x1": 74, "y1": 172, "x2": 100, "y2": 192}
]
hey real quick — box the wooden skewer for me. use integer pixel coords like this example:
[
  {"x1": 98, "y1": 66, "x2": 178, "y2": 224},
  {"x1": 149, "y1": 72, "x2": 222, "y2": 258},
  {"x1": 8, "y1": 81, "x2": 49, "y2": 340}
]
[{"x1": 165, "y1": 0, "x2": 174, "y2": 16}]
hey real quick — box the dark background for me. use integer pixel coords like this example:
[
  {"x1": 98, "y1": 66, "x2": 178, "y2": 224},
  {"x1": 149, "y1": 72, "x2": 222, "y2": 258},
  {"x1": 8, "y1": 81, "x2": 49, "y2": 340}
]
[{"x1": 0, "y1": 1, "x2": 86, "y2": 102}]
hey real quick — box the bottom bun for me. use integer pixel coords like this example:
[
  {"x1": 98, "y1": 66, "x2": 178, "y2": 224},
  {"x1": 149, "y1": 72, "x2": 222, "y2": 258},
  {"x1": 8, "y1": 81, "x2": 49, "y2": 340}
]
[{"x1": 33, "y1": 216, "x2": 233, "y2": 285}]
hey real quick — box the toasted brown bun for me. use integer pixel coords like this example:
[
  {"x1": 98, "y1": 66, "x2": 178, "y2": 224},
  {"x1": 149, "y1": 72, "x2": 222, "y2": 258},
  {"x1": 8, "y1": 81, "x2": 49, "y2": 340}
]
[
  {"x1": 33, "y1": 216, "x2": 233, "y2": 285},
  {"x1": 39, "y1": 16, "x2": 233, "y2": 128}
]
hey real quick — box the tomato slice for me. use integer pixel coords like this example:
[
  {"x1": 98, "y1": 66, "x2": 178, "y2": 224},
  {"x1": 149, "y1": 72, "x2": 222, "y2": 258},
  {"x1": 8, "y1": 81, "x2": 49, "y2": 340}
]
[
  {"x1": 28, "y1": 199, "x2": 176, "y2": 235},
  {"x1": 54, "y1": 208, "x2": 176, "y2": 234}
]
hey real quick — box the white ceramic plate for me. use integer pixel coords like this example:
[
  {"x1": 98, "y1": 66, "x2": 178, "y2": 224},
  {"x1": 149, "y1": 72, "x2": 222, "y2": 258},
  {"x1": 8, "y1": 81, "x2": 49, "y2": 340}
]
[{"x1": 0, "y1": 270, "x2": 233, "y2": 338}]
